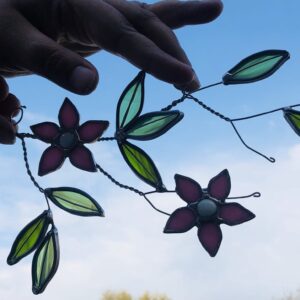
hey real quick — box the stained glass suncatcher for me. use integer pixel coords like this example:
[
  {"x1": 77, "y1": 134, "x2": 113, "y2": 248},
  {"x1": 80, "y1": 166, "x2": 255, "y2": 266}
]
[{"x1": 7, "y1": 48, "x2": 300, "y2": 294}]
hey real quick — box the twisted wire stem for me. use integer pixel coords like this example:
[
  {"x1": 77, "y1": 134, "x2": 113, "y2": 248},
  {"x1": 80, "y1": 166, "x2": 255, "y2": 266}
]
[
  {"x1": 97, "y1": 137, "x2": 116, "y2": 142},
  {"x1": 186, "y1": 95, "x2": 231, "y2": 121},
  {"x1": 188, "y1": 95, "x2": 275, "y2": 162},
  {"x1": 96, "y1": 164, "x2": 144, "y2": 195},
  {"x1": 19, "y1": 132, "x2": 116, "y2": 142},
  {"x1": 17, "y1": 133, "x2": 37, "y2": 139},
  {"x1": 17, "y1": 134, "x2": 44, "y2": 194},
  {"x1": 161, "y1": 94, "x2": 187, "y2": 112},
  {"x1": 95, "y1": 164, "x2": 171, "y2": 216},
  {"x1": 159, "y1": 81, "x2": 300, "y2": 162}
]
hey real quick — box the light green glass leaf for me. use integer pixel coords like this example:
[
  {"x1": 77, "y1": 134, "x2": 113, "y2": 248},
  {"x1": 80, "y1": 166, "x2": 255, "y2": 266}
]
[
  {"x1": 124, "y1": 111, "x2": 184, "y2": 141},
  {"x1": 119, "y1": 141, "x2": 165, "y2": 191},
  {"x1": 116, "y1": 71, "x2": 145, "y2": 129},
  {"x1": 223, "y1": 50, "x2": 290, "y2": 85},
  {"x1": 32, "y1": 228, "x2": 59, "y2": 295},
  {"x1": 7, "y1": 210, "x2": 51, "y2": 265},
  {"x1": 284, "y1": 108, "x2": 300, "y2": 136},
  {"x1": 45, "y1": 187, "x2": 104, "y2": 217}
]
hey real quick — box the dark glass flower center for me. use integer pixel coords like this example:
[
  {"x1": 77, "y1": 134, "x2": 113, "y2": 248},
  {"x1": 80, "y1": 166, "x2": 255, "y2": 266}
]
[
  {"x1": 59, "y1": 132, "x2": 78, "y2": 149},
  {"x1": 197, "y1": 199, "x2": 218, "y2": 221}
]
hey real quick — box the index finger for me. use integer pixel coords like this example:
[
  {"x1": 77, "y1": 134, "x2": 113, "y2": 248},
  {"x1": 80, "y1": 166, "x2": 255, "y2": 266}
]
[
  {"x1": 72, "y1": 0, "x2": 197, "y2": 88},
  {"x1": 148, "y1": 0, "x2": 223, "y2": 29}
]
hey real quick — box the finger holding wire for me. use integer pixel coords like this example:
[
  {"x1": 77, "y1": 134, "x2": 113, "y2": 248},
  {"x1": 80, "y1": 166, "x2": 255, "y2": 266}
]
[{"x1": 0, "y1": 78, "x2": 22, "y2": 144}]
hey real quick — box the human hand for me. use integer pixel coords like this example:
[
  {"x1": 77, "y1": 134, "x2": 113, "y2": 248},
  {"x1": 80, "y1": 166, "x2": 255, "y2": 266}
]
[
  {"x1": 0, "y1": 76, "x2": 20, "y2": 144},
  {"x1": 0, "y1": 0, "x2": 223, "y2": 94}
]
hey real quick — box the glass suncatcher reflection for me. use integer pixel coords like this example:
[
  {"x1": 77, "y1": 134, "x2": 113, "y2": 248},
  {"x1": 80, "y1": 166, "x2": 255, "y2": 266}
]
[{"x1": 7, "y1": 49, "x2": 300, "y2": 294}]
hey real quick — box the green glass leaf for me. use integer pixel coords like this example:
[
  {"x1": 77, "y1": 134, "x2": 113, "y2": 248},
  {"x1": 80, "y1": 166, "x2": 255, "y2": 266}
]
[
  {"x1": 116, "y1": 71, "x2": 145, "y2": 129},
  {"x1": 7, "y1": 210, "x2": 52, "y2": 265},
  {"x1": 223, "y1": 50, "x2": 290, "y2": 85},
  {"x1": 284, "y1": 108, "x2": 300, "y2": 136},
  {"x1": 124, "y1": 111, "x2": 184, "y2": 141},
  {"x1": 45, "y1": 187, "x2": 104, "y2": 217},
  {"x1": 32, "y1": 228, "x2": 59, "y2": 295},
  {"x1": 119, "y1": 141, "x2": 165, "y2": 191}
]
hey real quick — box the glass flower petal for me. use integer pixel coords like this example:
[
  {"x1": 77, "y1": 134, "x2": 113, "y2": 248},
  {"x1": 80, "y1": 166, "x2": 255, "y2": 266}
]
[
  {"x1": 31, "y1": 228, "x2": 59, "y2": 295},
  {"x1": 197, "y1": 223, "x2": 222, "y2": 257},
  {"x1": 45, "y1": 187, "x2": 104, "y2": 217},
  {"x1": 124, "y1": 111, "x2": 184, "y2": 141},
  {"x1": 38, "y1": 146, "x2": 65, "y2": 176},
  {"x1": 219, "y1": 203, "x2": 255, "y2": 226},
  {"x1": 78, "y1": 120, "x2": 109, "y2": 143},
  {"x1": 119, "y1": 141, "x2": 164, "y2": 191},
  {"x1": 30, "y1": 122, "x2": 60, "y2": 143},
  {"x1": 7, "y1": 210, "x2": 52, "y2": 265},
  {"x1": 164, "y1": 207, "x2": 197, "y2": 233},
  {"x1": 116, "y1": 71, "x2": 145, "y2": 129},
  {"x1": 58, "y1": 98, "x2": 79, "y2": 130},
  {"x1": 223, "y1": 50, "x2": 290, "y2": 85},
  {"x1": 207, "y1": 169, "x2": 231, "y2": 202},
  {"x1": 283, "y1": 108, "x2": 300, "y2": 136},
  {"x1": 175, "y1": 174, "x2": 203, "y2": 203},
  {"x1": 69, "y1": 145, "x2": 97, "y2": 172}
]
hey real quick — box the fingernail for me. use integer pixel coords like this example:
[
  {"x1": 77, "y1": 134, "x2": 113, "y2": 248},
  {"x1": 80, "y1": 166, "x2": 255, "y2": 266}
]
[
  {"x1": 69, "y1": 66, "x2": 98, "y2": 94},
  {"x1": 175, "y1": 72, "x2": 200, "y2": 92},
  {"x1": 187, "y1": 72, "x2": 201, "y2": 91}
]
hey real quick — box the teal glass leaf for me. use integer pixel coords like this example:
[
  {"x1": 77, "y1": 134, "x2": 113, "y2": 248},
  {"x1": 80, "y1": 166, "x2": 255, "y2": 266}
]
[
  {"x1": 7, "y1": 210, "x2": 52, "y2": 265},
  {"x1": 124, "y1": 111, "x2": 184, "y2": 141},
  {"x1": 223, "y1": 50, "x2": 290, "y2": 85},
  {"x1": 116, "y1": 71, "x2": 145, "y2": 129},
  {"x1": 45, "y1": 187, "x2": 104, "y2": 217},
  {"x1": 119, "y1": 141, "x2": 165, "y2": 191},
  {"x1": 32, "y1": 228, "x2": 59, "y2": 295},
  {"x1": 283, "y1": 108, "x2": 300, "y2": 136}
]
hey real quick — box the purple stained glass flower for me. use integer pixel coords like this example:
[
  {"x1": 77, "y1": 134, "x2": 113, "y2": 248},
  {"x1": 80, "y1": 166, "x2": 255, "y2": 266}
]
[
  {"x1": 164, "y1": 169, "x2": 255, "y2": 257},
  {"x1": 31, "y1": 98, "x2": 109, "y2": 176}
]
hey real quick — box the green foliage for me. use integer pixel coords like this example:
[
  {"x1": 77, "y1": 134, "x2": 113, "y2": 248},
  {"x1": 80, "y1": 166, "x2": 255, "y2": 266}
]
[
  {"x1": 102, "y1": 291, "x2": 132, "y2": 300},
  {"x1": 139, "y1": 292, "x2": 170, "y2": 300},
  {"x1": 101, "y1": 291, "x2": 170, "y2": 300}
]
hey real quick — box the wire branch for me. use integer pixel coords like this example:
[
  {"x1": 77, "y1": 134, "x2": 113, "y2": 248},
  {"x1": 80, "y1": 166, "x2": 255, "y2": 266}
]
[
  {"x1": 231, "y1": 103, "x2": 300, "y2": 122},
  {"x1": 96, "y1": 164, "x2": 171, "y2": 216},
  {"x1": 227, "y1": 192, "x2": 261, "y2": 200},
  {"x1": 190, "y1": 81, "x2": 223, "y2": 94},
  {"x1": 230, "y1": 121, "x2": 275, "y2": 163},
  {"x1": 17, "y1": 134, "x2": 45, "y2": 193}
]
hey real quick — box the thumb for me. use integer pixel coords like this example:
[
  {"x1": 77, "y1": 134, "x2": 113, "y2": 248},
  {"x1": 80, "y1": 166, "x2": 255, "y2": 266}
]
[
  {"x1": 0, "y1": 78, "x2": 17, "y2": 144},
  {"x1": 0, "y1": 76, "x2": 9, "y2": 101},
  {"x1": 8, "y1": 15, "x2": 99, "y2": 95},
  {"x1": 0, "y1": 115, "x2": 16, "y2": 144}
]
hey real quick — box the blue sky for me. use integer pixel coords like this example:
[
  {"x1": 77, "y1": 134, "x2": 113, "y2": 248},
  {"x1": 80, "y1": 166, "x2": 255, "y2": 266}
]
[{"x1": 1, "y1": 1, "x2": 300, "y2": 299}]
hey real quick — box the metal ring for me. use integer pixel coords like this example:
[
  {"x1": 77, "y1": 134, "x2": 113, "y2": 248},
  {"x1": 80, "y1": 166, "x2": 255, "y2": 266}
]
[{"x1": 11, "y1": 105, "x2": 26, "y2": 125}]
